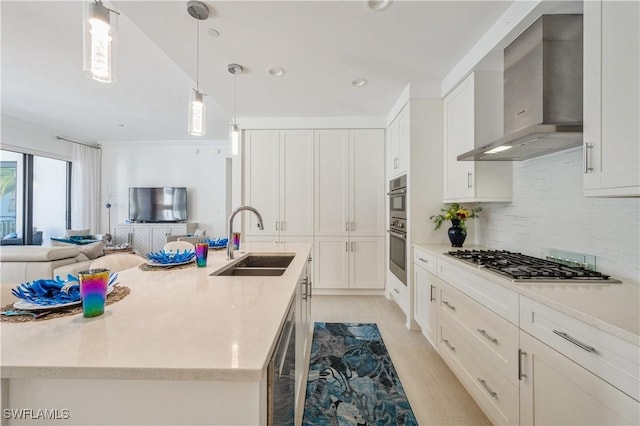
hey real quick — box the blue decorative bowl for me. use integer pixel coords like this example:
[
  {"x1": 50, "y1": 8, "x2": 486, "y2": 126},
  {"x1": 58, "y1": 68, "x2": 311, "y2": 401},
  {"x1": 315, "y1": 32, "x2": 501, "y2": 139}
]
[{"x1": 147, "y1": 249, "x2": 195, "y2": 264}]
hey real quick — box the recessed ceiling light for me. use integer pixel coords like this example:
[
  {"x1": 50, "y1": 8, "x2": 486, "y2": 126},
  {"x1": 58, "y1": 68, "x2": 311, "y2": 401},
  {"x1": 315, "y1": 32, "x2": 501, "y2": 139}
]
[
  {"x1": 208, "y1": 28, "x2": 220, "y2": 38},
  {"x1": 352, "y1": 78, "x2": 368, "y2": 87},
  {"x1": 366, "y1": 0, "x2": 392, "y2": 11},
  {"x1": 117, "y1": 123, "x2": 125, "y2": 127},
  {"x1": 267, "y1": 66, "x2": 286, "y2": 77}
]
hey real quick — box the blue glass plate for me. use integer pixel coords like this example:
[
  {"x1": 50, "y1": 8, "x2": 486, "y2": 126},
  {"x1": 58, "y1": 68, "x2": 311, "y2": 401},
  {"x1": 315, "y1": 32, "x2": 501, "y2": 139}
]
[
  {"x1": 206, "y1": 237, "x2": 228, "y2": 248},
  {"x1": 11, "y1": 273, "x2": 118, "y2": 307},
  {"x1": 147, "y1": 249, "x2": 195, "y2": 264}
]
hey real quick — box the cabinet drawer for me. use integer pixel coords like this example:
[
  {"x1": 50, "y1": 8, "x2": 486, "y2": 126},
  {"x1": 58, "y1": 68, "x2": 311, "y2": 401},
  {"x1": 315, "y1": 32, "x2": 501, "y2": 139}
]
[
  {"x1": 438, "y1": 258, "x2": 519, "y2": 324},
  {"x1": 390, "y1": 278, "x2": 409, "y2": 316},
  {"x1": 440, "y1": 282, "x2": 519, "y2": 385},
  {"x1": 520, "y1": 296, "x2": 639, "y2": 401},
  {"x1": 414, "y1": 248, "x2": 437, "y2": 275},
  {"x1": 438, "y1": 313, "x2": 519, "y2": 425}
]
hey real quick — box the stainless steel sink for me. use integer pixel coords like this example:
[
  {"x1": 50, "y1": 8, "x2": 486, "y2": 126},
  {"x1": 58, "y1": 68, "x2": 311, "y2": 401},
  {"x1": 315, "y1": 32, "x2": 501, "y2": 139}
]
[{"x1": 211, "y1": 254, "x2": 295, "y2": 277}]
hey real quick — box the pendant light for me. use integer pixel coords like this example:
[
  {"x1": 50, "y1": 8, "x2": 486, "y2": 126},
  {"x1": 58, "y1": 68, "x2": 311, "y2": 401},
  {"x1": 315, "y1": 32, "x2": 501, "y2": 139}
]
[
  {"x1": 83, "y1": 0, "x2": 119, "y2": 83},
  {"x1": 187, "y1": 1, "x2": 209, "y2": 136},
  {"x1": 228, "y1": 63, "x2": 244, "y2": 156}
]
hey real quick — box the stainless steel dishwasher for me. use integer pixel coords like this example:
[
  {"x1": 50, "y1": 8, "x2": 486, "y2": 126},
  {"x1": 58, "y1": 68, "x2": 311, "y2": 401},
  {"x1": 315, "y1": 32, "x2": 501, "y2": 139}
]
[{"x1": 267, "y1": 298, "x2": 296, "y2": 425}]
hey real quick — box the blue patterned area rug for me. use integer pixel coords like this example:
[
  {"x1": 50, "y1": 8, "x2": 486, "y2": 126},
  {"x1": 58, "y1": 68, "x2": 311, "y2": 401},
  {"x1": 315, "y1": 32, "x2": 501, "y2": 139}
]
[{"x1": 303, "y1": 322, "x2": 418, "y2": 426}]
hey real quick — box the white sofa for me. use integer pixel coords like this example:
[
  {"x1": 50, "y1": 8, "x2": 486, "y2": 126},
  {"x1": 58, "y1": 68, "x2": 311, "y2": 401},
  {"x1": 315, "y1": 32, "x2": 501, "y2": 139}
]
[{"x1": 0, "y1": 246, "x2": 94, "y2": 305}]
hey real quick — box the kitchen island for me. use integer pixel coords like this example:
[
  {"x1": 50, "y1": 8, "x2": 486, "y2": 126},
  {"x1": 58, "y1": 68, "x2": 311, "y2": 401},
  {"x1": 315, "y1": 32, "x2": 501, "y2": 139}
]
[{"x1": 1, "y1": 242, "x2": 312, "y2": 425}]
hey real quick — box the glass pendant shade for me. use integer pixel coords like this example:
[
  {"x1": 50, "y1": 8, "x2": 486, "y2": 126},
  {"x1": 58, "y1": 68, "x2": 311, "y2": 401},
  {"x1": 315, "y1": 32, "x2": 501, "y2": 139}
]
[
  {"x1": 230, "y1": 123, "x2": 240, "y2": 155},
  {"x1": 188, "y1": 90, "x2": 206, "y2": 136},
  {"x1": 83, "y1": 1, "x2": 117, "y2": 83}
]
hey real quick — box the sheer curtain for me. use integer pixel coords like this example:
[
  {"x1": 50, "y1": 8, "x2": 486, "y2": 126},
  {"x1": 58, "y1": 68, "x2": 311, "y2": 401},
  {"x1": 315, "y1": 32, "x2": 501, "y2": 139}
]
[{"x1": 71, "y1": 144, "x2": 101, "y2": 234}]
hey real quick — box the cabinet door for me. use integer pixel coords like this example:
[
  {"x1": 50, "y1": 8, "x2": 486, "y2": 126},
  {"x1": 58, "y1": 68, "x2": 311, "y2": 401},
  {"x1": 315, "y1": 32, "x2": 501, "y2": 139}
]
[
  {"x1": 313, "y1": 237, "x2": 348, "y2": 289},
  {"x1": 130, "y1": 225, "x2": 151, "y2": 255},
  {"x1": 314, "y1": 130, "x2": 349, "y2": 236},
  {"x1": 396, "y1": 105, "x2": 410, "y2": 175},
  {"x1": 150, "y1": 225, "x2": 168, "y2": 253},
  {"x1": 519, "y1": 331, "x2": 639, "y2": 426},
  {"x1": 444, "y1": 74, "x2": 475, "y2": 201},
  {"x1": 415, "y1": 266, "x2": 438, "y2": 345},
  {"x1": 388, "y1": 113, "x2": 400, "y2": 175},
  {"x1": 584, "y1": 0, "x2": 640, "y2": 196},
  {"x1": 244, "y1": 130, "x2": 280, "y2": 234},
  {"x1": 349, "y1": 236, "x2": 384, "y2": 289},
  {"x1": 112, "y1": 225, "x2": 131, "y2": 246},
  {"x1": 350, "y1": 129, "x2": 385, "y2": 236},
  {"x1": 280, "y1": 130, "x2": 314, "y2": 236}
]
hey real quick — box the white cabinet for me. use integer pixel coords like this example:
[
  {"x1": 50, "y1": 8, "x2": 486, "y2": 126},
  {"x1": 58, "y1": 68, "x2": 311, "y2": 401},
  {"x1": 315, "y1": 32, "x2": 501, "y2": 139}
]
[
  {"x1": 519, "y1": 331, "x2": 639, "y2": 426},
  {"x1": 583, "y1": 0, "x2": 640, "y2": 197},
  {"x1": 414, "y1": 249, "x2": 439, "y2": 345},
  {"x1": 295, "y1": 254, "x2": 312, "y2": 419},
  {"x1": 314, "y1": 129, "x2": 385, "y2": 237},
  {"x1": 388, "y1": 103, "x2": 409, "y2": 178},
  {"x1": 314, "y1": 236, "x2": 385, "y2": 290},
  {"x1": 443, "y1": 71, "x2": 512, "y2": 202},
  {"x1": 244, "y1": 129, "x2": 314, "y2": 241},
  {"x1": 112, "y1": 223, "x2": 197, "y2": 255},
  {"x1": 313, "y1": 129, "x2": 385, "y2": 290}
]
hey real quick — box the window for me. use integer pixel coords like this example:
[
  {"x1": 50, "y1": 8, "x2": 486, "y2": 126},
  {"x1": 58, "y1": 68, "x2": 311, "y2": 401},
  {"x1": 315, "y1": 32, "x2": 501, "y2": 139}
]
[{"x1": 0, "y1": 150, "x2": 71, "y2": 245}]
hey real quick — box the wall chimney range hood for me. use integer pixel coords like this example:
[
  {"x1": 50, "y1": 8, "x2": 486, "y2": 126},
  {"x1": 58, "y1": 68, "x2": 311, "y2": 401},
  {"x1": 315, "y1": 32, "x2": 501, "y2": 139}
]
[{"x1": 458, "y1": 15, "x2": 583, "y2": 161}]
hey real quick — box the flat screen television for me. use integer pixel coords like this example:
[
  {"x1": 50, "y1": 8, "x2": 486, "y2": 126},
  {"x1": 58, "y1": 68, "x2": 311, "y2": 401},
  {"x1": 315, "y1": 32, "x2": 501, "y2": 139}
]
[{"x1": 128, "y1": 187, "x2": 187, "y2": 223}]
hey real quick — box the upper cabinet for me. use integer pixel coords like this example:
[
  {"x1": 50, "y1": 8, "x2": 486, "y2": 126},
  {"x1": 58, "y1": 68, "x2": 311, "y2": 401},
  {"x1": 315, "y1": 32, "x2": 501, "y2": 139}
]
[
  {"x1": 583, "y1": 0, "x2": 640, "y2": 197},
  {"x1": 443, "y1": 72, "x2": 512, "y2": 203},
  {"x1": 244, "y1": 129, "x2": 314, "y2": 238},
  {"x1": 388, "y1": 104, "x2": 410, "y2": 178}
]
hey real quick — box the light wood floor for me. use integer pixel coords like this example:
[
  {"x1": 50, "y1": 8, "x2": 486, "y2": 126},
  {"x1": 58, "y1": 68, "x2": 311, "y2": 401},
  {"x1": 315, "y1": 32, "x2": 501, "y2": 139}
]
[{"x1": 300, "y1": 295, "x2": 492, "y2": 426}]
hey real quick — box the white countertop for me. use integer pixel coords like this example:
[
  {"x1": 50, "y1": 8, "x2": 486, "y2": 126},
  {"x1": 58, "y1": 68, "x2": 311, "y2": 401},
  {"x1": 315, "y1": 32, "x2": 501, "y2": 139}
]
[
  {"x1": 414, "y1": 243, "x2": 640, "y2": 345},
  {"x1": 1, "y1": 242, "x2": 312, "y2": 382}
]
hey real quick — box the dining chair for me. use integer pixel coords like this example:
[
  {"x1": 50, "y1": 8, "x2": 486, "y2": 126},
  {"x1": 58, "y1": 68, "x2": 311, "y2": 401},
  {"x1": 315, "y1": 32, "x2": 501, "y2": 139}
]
[
  {"x1": 163, "y1": 241, "x2": 195, "y2": 253},
  {"x1": 90, "y1": 254, "x2": 147, "y2": 272}
]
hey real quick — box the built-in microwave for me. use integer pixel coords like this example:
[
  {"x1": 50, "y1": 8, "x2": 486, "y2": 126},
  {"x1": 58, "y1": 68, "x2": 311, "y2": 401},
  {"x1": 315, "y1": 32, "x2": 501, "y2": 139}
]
[{"x1": 388, "y1": 174, "x2": 407, "y2": 219}]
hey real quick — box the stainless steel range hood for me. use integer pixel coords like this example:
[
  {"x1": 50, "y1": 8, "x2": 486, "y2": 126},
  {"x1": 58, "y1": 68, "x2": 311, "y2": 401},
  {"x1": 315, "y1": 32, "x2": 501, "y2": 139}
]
[{"x1": 458, "y1": 15, "x2": 583, "y2": 161}]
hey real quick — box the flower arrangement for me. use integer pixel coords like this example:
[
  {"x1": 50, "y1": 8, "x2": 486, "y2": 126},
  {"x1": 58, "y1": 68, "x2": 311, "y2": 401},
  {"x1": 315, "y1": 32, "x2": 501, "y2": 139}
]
[{"x1": 430, "y1": 203, "x2": 482, "y2": 235}]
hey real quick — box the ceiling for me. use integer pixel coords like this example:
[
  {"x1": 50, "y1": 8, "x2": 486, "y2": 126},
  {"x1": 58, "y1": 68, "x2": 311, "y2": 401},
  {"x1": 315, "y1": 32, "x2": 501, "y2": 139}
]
[{"x1": 1, "y1": 0, "x2": 514, "y2": 143}]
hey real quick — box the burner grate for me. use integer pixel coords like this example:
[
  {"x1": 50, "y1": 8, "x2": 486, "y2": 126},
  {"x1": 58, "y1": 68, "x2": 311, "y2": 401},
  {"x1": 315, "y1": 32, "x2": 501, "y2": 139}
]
[{"x1": 447, "y1": 249, "x2": 615, "y2": 282}]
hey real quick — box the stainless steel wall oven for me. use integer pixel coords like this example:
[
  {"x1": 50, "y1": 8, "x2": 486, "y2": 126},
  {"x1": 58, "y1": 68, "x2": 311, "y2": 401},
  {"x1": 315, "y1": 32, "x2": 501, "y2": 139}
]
[{"x1": 388, "y1": 175, "x2": 407, "y2": 285}]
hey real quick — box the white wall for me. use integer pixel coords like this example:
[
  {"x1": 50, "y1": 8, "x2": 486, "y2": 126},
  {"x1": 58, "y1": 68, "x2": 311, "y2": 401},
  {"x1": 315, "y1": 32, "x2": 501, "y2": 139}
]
[
  {"x1": 476, "y1": 147, "x2": 640, "y2": 284},
  {"x1": 1, "y1": 115, "x2": 73, "y2": 160},
  {"x1": 100, "y1": 141, "x2": 230, "y2": 238}
]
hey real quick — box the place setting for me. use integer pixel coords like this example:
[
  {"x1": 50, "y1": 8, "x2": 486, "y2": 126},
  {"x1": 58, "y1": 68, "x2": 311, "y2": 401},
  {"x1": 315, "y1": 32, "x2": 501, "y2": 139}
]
[
  {"x1": 140, "y1": 249, "x2": 197, "y2": 271},
  {"x1": 1, "y1": 271, "x2": 129, "y2": 322}
]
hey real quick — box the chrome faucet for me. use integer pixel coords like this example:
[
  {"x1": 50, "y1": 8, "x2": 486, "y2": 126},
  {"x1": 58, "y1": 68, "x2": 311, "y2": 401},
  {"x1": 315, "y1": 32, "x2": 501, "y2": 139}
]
[{"x1": 227, "y1": 205, "x2": 264, "y2": 259}]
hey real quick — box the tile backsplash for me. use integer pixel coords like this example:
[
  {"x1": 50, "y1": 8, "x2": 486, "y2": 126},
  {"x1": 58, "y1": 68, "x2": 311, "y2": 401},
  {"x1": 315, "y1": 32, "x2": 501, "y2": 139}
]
[{"x1": 476, "y1": 147, "x2": 640, "y2": 284}]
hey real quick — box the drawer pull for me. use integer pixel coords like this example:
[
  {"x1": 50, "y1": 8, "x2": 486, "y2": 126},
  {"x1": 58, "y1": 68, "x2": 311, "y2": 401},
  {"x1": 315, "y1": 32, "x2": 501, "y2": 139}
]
[
  {"x1": 477, "y1": 329, "x2": 498, "y2": 344},
  {"x1": 477, "y1": 378, "x2": 498, "y2": 399},
  {"x1": 553, "y1": 330, "x2": 597, "y2": 353},
  {"x1": 443, "y1": 300, "x2": 456, "y2": 311},
  {"x1": 442, "y1": 338, "x2": 456, "y2": 352},
  {"x1": 393, "y1": 288, "x2": 400, "y2": 294},
  {"x1": 418, "y1": 257, "x2": 429, "y2": 263},
  {"x1": 430, "y1": 285, "x2": 435, "y2": 302}
]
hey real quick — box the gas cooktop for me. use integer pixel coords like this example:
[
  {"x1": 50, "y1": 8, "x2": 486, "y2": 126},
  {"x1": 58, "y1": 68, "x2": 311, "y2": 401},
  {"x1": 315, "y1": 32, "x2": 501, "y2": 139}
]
[{"x1": 447, "y1": 250, "x2": 621, "y2": 283}]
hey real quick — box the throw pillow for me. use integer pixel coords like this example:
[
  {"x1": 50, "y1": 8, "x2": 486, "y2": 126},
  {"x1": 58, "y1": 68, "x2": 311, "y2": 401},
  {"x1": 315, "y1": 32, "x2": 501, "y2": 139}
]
[
  {"x1": 77, "y1": 241, "x2": 104, "y2": 259},
  {"x1": 2, "y1": 232, "x2": 18, "y2": 240},
  {"x1": 65, "y1": 229, "x2": 91, "y2": 238}
]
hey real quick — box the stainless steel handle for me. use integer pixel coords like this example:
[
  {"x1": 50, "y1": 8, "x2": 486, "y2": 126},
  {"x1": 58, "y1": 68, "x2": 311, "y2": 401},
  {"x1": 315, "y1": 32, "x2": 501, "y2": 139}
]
[
  {"x1": 553, "y1": 330, "x2": 597, "y2": 353},
  {"x1": 345, "y1": 241, "x2": 348, "y2": 252},
  {"x1": 350, "y1": 241, "x2": 354, "y2": 252},
  {"x1": 467, "y1": 172, "x2": 473, "y2": 188},
  {"x1": 275, "y1": 221, "x2": 279, "y2": 231},
  {"x1": 584, "y1": 142, "x2": 594, "y2": 173},
  {"x1": 387, "y1": 230, "x2": 407, "y2": 240},
  {"x1": 387, "y1": 188, "x2": 407, "y2": 196},
  {"x1": 418, "y1": 257, "x2": 429, "y2": 264},
  {"x1": 351, "y1": 221, "x2": 355, "y2": 232},
  {"x1": 518, "y1": 349, "x2": 527, "y2": 380},
  {"x1": 477, "y1": 329, "x2": 499, "y2": 344},
  {"x1": 430, "y1": 285, "x2": 435, "y2": 302},
  {"x1": 443, "y1": 300, "x2": 456, "y2": 311},
  {"x1": 393, "y1": 288, "x2": 400, "y2": 294},
  {"x1": 442, "y1": 338, "x2": 455, "y2": 352},
  {"x1": 275, "y1": 305, "x2": 294, "y2": 379},
  {"x1": 477, "y1": 378, "x2": 497, "y2": 398},
  {"x1": 301, "y1": 278, "x2": 308, "y2": 301}
]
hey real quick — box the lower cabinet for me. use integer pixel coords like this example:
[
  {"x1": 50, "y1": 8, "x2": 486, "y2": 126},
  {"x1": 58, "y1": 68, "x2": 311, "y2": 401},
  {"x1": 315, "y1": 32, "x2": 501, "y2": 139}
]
[
  {"x1": 519, "y1": 331, "x2": 639, "y2": 426},
  {"x1": 313, "y1": 236, "x2": 384, "y2": 290},
  {"x1": 414, "y1": 264, "x2": 439, "y2": 346},
  {"x1": 112, "y1": 223, "x2": 197, "y2": 255}
]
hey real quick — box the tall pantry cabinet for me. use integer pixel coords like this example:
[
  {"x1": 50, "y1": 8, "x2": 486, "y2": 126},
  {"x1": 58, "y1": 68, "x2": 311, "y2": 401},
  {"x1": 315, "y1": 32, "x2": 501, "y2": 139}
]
[{"x1": 314, "y1": 129, "x2": 386, "y2": 290}]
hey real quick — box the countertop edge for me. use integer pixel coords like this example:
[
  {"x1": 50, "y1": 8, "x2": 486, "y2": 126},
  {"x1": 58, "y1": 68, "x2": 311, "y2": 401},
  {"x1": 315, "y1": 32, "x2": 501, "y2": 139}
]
[{"x1": 413, "y1": 243, "x2": 640, "y2": 346}]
